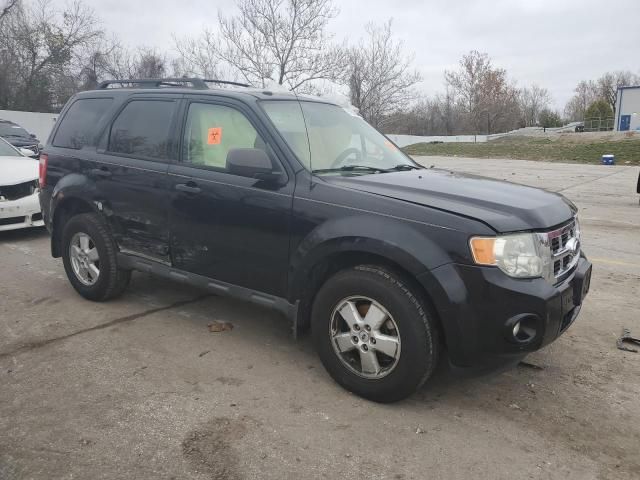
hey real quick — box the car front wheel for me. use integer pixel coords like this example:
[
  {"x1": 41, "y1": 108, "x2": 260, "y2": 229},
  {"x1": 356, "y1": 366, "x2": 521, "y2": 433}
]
[{"x1": 312, "y1": 265, "x2": 439, "y2": 403}]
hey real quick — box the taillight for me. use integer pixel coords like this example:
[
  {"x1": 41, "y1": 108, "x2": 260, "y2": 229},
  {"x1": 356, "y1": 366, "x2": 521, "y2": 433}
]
[{"x1": 39, "y1": 153, "x2": 48, "y2": 188}]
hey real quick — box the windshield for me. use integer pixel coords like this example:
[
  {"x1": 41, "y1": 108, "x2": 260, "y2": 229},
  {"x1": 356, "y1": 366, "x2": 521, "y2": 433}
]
[
  {"x1": 0, "y1": 138, "x2": 21, "y2": 157},
  {"x1": 261, "y1": 100, "x2": 417, "y2": 175},
  {"x1": 0, "y1": 123, "x2": 30, "y2": 138}
]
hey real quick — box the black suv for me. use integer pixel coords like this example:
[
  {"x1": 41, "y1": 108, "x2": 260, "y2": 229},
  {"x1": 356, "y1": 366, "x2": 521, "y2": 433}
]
[{"x1": 39, "y1": 78, "x2": 592, "y2": 402}]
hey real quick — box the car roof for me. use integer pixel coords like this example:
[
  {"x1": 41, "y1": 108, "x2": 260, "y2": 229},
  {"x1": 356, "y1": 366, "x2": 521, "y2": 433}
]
[{"x1": 73, "y1": 85, "x2": 339, "y2": 106}]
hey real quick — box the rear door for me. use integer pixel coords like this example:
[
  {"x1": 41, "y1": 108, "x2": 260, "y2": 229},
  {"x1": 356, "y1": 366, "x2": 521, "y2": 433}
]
[
  {"x1": 167, "y1": 97, "x2": 294, "y2": 297},
  {"x1": 92, "y1": 95, "x2": 180, "y2": 263}
]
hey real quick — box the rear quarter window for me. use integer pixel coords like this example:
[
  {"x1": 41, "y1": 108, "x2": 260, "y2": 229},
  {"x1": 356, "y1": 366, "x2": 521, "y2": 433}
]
[{"x1": 53, "y1": 98, "x2": 114, "y2": 149}]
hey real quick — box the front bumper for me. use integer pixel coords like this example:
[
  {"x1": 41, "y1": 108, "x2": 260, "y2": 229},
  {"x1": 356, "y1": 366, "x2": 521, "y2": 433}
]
[
  {"x1": 0, "y1": 191, "x2": 44, "y2": 232},
  {"x1": 419, "y1": 256, "x2": 592, "y2": 368}
]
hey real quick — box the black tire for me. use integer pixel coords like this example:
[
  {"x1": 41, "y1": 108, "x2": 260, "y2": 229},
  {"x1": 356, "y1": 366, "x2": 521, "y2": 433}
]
[
  {"x1": 61, "y1": 213, "x2": 131, "y2": 301},
  {"x1": 311, "y1": 265, "x2": 439, "y2": 403}
]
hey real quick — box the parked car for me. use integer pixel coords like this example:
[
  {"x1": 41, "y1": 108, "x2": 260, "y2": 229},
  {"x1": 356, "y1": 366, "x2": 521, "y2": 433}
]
[
  {"x1": 39, "y1": 78, "x2": 592, "y2": 402},
  {"x1": 0, "y1": 137, "x2": 44, "y2": 231},
  {"x1": 0, "y1": 119, "x2": 41, "y2": 158}
]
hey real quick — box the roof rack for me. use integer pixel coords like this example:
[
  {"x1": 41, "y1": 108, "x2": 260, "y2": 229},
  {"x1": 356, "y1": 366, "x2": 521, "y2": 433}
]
[
  {"x1": 203, "y1": 79, "x2": 251, "y2": 88},
  {"x1": 97, "y1": 77, "x2": 251, "y2": 90}
]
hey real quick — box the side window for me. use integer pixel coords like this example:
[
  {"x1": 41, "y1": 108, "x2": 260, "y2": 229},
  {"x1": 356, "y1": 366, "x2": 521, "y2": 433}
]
[
  {"x1": 53, "y1": 98, "x2": 113, "y2": 149},
  {"x1": 108, "y1": 100, "x2": 176, "y2": 160},
  {"x1": 183, "y1": 103, "x2": 265, "y2": 170}
]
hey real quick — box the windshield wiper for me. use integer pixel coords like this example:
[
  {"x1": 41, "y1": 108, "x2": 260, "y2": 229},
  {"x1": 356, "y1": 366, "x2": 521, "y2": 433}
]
[
  {"x1": 312, "y1": 165, "x2": 391, "y2": 174},
  {"x1": 389, "y1": 164, "x2": 421, "y2": 171}
]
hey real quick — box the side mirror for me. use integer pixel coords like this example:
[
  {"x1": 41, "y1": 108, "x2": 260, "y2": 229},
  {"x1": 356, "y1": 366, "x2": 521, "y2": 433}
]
[
  {"x1": 226, "y1": 148, "x2": 283, "y2": 184},
  {"x1": 30, "y1": 133, "x2": 37, "y2": 139}
]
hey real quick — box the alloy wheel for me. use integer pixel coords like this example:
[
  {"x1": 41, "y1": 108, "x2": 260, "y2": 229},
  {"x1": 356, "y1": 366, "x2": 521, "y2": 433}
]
[{"x1": 329, "y1": 296, "x2": 401, "y2": 379}]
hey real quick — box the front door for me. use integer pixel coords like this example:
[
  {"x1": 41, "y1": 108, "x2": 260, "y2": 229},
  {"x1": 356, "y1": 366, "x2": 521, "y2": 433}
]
[
  {"x1": 167, "y1": 99, "x2": 294, "y2": 297},
  {"x1": 620, "y1": 115, "x2": 631, "y2": 131}
]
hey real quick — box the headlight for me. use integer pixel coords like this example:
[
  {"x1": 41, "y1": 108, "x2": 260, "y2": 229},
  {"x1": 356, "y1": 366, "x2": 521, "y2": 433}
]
[{"x1": 470, "y1": 233, "x2": 552, "y2": 280}]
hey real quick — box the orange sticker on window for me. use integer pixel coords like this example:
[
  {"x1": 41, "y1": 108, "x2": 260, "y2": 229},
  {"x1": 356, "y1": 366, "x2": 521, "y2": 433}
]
[
  {"x1": 384, "y1": 140, "x2": 396, "y2": 149},
  {"x1": 207, "y1": 127, "x2": 222, "y2": 145}
]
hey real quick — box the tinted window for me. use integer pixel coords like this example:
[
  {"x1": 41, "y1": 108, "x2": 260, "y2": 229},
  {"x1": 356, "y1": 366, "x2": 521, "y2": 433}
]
[
  {"x1": 108, "y1": 100, "x2": 176, "y2": 160},
  {"x1": 53, "y1": 98, "x2": 113, "y2": 149},
  {"x1": 183, "y1": 103, "x2": 264, "y2": 170},
  {"x1": 0, "y1": 122, "x2": 30, "y2": 138}
]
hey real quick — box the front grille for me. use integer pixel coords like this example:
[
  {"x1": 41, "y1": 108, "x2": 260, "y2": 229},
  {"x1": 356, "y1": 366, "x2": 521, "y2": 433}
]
[
  {"x1": 0, "y1": 216, "x2": 26, "y2": 226},
  {"x1": 0, "y1": 180, "x2": 37, "y2": 201},
  {"x1": 545, "y1": 219, "x2": 580, "y2": 283}
]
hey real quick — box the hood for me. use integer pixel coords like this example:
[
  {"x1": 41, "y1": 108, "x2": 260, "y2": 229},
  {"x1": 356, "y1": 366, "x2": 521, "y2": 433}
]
[
  {"x1": 324, "y1": 169, "x2": 575, "y2": 232},
  {"x1": 0, "y1": 156, "x2": 39, "y2": 185}
]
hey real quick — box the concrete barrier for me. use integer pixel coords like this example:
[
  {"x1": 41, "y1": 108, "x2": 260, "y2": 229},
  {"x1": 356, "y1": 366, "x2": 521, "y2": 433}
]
[{"x1": 0, "y1": 110, "x2": 58, "y2": 143}]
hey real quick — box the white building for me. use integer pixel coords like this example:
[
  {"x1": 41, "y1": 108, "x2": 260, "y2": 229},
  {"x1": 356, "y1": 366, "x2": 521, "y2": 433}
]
[{"x1": 614, "y1": 85, "x2": 640, "y2": 131}]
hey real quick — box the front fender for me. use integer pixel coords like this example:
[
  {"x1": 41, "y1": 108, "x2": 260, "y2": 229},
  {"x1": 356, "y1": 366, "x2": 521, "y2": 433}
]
[{"x1": 288, "y1": 214, "x2": 453, "y2": 301}]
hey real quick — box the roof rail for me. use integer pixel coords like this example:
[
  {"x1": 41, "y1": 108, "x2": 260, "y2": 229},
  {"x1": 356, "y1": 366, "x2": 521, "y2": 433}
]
[
  {"x1": 202, "y1": 79, "x2": 251, "y2": 88},
  {"x1": 97, "y1": 77, "x2": 251, "y2": 90}
]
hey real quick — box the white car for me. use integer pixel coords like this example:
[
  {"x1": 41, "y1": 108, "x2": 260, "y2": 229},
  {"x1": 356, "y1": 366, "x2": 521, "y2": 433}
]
[{"x1": 0, "y1": 137, "x2": 44, "y2": 232}]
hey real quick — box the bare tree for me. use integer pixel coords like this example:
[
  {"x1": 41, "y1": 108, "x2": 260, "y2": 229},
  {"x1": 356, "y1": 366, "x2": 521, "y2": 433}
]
[
  {"x1": 519, "y1": 84, "x2": 552, "y2": 126},
  {"x1": 0, "y1": 0, "x2": 18, "y2": 23},
  {"x1": 76, "y1": 36, "x2": 121, "y2": 89},
  {"x1": 132, "y1": 48, "x2": 167, "y2": 78},
  {"x1": 597, "y1": 71, "x2": 640, "y2": 115},
  {"x1": 445, "y1": 51, "x2": 520, "y2": 134},
  {"x1": 85, "y1": 45, "x2": 168, "y2": 81},
  {"x1": 173, "y1": 30, "x2": 231, "y2": 79},
  {"x1": 0, "y1": 0, "x2": 102, "y2": 111},
  {"x1": 564, "y1": 80, "x2": 599, "y2": 121},
  {"x1": 344, "y1": 20, "x2": 421, "y2": 129},
  {"x1": 215, "y1": 0, "x2": 344, "y2": 89}
]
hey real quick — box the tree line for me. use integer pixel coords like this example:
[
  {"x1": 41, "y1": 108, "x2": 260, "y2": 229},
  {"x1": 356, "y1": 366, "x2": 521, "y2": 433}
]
[{"x1": 1, "y1": 0, "x2": 638, "y2": 135}]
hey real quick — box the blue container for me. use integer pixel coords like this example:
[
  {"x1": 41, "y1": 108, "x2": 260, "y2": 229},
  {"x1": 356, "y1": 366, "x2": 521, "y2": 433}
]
[{"x1": 601, "y1": 154, "x2": 615, "y2": 165}]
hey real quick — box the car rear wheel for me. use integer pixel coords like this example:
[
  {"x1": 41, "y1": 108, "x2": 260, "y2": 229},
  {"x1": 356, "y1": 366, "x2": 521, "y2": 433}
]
[
  {"x1": 312, "y1": 265, "x2": 439, "y2": 403},
  {"x1": 62, "y1": 213, "x2": 131, "y2": 301}
]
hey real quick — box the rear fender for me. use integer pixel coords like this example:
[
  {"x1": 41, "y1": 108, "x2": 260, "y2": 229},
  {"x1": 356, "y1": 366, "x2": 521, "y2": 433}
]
[{"x1": 49, "y1": 174, "x2": 103, "y2": 257}]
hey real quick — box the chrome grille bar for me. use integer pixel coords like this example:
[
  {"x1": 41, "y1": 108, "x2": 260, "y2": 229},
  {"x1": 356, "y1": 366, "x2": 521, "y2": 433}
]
[{"x1": 544, "y1": 218, "x2": 581, "y2": 283}]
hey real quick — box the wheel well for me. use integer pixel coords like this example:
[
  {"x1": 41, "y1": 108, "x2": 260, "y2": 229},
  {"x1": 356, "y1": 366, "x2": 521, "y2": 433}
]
[
  {"x1": 51, "y1": 198, "x2": 94, "y2": 257},
  {"x1": 296, "y1": 251, "x2": 445, "y2": 343}
]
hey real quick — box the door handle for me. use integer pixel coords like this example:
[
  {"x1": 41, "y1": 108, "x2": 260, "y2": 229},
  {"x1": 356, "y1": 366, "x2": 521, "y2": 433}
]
[
  {"x1": 90, "y1": 167, "x2": 112, "y2": 178},
  {"x1": 175, "y1": 182, "x2": 201, "y2": 194}
]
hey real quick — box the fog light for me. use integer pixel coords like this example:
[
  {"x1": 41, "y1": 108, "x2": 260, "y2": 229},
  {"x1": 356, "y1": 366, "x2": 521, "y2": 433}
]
[{"x1": 506, "y1": 314, "x2": 540, "y2": 344}]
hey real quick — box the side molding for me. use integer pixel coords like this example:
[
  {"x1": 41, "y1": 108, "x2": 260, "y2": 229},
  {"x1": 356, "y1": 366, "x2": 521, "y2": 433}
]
[{"x1": 118, "y1": 253, "x2": 299, "y2": 327}]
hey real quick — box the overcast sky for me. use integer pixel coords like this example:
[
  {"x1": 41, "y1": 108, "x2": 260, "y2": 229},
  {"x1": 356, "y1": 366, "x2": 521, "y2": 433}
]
[{"x1": 55, "y1": 0, "x2": 640, "y2": 110}]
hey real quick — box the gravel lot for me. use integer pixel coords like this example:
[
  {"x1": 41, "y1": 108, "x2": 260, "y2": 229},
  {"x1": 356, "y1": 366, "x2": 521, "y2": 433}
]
[{"x1": 1, "y1": 158, "x2": 639, "y2": 480}]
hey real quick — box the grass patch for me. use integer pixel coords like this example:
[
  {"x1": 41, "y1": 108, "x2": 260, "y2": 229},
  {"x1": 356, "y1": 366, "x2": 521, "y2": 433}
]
[{"x1": 403, "y1": 135, "x2": 640, "y2": 165}]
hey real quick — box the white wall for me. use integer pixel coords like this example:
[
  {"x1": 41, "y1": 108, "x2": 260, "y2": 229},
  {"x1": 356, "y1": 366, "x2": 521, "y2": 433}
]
[
  {"x1": 615, "y1": 87, "x2": 640, "y2": 131},
  {"x1": 0, "y1": 110, "x2": 58, "y2": 143}
]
